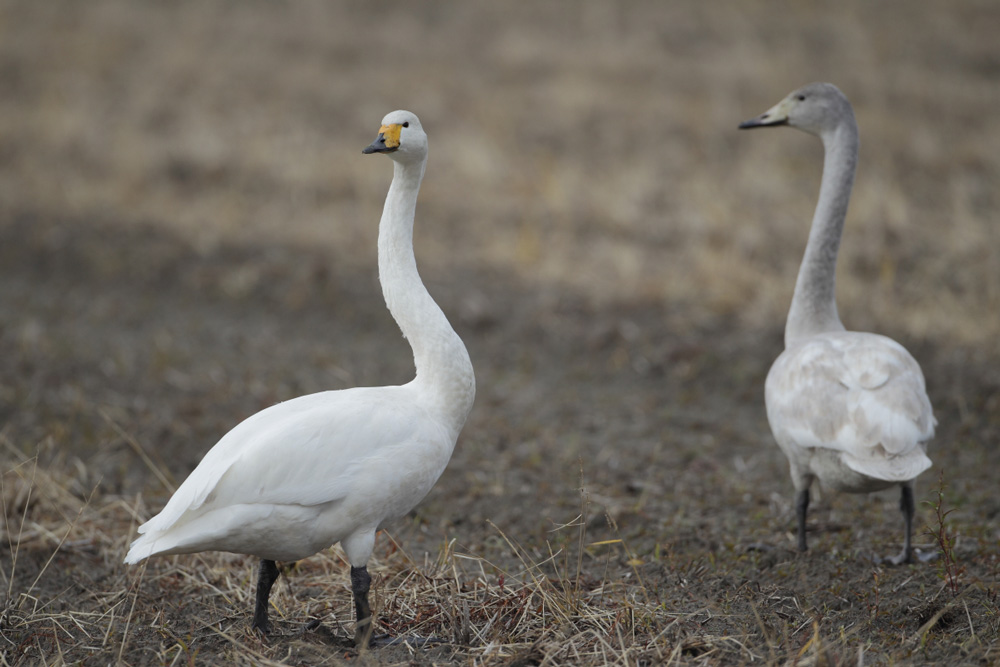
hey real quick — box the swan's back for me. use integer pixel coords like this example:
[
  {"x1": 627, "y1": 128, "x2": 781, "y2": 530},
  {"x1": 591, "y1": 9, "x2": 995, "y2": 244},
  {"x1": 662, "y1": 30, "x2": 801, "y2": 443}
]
[{"x1": 766, "y1": 330, "x2": 934, "y2": 484}]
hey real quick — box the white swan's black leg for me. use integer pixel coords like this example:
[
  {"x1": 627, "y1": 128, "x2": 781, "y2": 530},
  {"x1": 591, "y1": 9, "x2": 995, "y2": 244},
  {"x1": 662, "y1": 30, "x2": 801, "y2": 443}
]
[
  {"x1": 347, "y1": 565, "x2": 447, "y2": 648},
  {"x1": 252, "y1": 559, "x2": 280, "y2": 635},
  {"x1": 795, "y1": 488, "x2": 810, "y2": 552},
  {"x1": 351, "y1": 565, "x2": 374, "y2": 647}
]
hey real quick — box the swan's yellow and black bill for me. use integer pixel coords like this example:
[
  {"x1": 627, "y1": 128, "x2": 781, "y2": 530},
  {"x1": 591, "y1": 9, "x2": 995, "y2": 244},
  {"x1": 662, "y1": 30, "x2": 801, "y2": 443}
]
[
  {"x1": 739, "y1": 99, "x2": 791, "y2": 129},
  {"x1": 362, "y1": 124, "x2": 402, "y2": 154}
]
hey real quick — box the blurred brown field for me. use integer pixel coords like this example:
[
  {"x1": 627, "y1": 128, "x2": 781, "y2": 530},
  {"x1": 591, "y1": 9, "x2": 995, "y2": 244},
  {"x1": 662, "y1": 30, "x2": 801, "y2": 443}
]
[
  {"x1": 2, "y1": 1, "x2": 997, "y2": 343},
  {"x1": 1, "y1": 1, "x2": 999, "y2": 664}
]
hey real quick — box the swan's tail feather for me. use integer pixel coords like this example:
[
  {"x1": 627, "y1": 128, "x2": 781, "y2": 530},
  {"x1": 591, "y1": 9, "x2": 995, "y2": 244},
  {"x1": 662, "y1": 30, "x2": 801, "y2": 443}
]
[
  {"x1": 124, "y1": 536, "x2": 157, "y2": 564},
  {"x1": 842, "y1": 449, "x2": 932, "y2": 483}
]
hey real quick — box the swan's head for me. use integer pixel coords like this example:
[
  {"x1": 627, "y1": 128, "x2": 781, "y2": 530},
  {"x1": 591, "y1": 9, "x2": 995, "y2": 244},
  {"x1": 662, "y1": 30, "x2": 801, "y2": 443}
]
[
  {"x1": 739, "y1": 82, "x2": 854, "y2": 137},
  {"x1": 362, "y1": 110, "x2": 427, "y2": 164}
]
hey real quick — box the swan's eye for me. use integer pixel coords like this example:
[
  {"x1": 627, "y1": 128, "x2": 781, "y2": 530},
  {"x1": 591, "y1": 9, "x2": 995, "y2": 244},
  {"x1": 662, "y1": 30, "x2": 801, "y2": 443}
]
[
  {"x1": 795, "y1": 94, "x2": 806, "y2": 101},
  {"x1": 402, "y1": 122, "x2": 409, "y2": 128}
]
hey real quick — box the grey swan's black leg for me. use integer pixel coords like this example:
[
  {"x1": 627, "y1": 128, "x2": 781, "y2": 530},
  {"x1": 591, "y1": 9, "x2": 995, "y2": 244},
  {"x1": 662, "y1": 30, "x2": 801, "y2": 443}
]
[
  {"x1": 885, "y1": 484, "x2": 935, "y2": 565},
  {"x1": 795, "y1": 488, "x2": 810, "y2": 553},
  {"x1": 252, "y1": 559, "x2": 280, "y2": 635},
  {"x1": 897, "y1": 484, "x2": 915, "y2": 564},
  {"x1": 351, "y1": 565, "x2": 374, "y2": 647}
]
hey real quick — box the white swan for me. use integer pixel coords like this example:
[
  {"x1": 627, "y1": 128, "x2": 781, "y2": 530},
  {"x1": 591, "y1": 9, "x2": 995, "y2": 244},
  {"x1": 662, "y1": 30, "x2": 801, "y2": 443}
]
[
  {"x1": 125, "y1": 111, "x2": 476, "y2": 643},
  {"x1": 739, "y1": 83, "x2": 935, "y2": 564}
]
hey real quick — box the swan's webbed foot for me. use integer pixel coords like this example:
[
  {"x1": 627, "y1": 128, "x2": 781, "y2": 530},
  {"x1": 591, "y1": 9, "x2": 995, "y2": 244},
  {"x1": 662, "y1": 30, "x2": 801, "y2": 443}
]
[
  {"x1": 882, "y1": 549, "x2": 910, "y2": 566},
  {"x1": 882, "y1": 547, "x2": 937, "y2": 566},
  {"x1": 368, "y1": 634, "x2": 446, "y2": 648},
  {"x1": 354, "y1": 621, "x2": 374, "y2": 648}
]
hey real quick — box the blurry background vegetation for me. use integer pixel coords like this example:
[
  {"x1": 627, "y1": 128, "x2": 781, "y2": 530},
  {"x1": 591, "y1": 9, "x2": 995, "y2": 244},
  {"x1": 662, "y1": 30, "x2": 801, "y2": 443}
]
[{"x1": 2, "y1": 1, "x2": 997, "y2": 345}]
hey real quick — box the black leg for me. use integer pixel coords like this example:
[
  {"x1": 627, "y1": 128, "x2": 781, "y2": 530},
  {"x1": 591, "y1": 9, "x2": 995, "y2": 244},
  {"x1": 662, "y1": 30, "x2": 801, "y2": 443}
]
[
  {"x1": 900, "y1": 484, "x2": 915, "y2": 558},
  {"x1": 795, "y1": 488, "x2": 810, "y2": 552},
  {"x1": 886, "y1": 485, "x2": 915, "y2": 565},
  {"x1": 252, "y1": 559, "x2": 280, "y2": 635},
  {"x1": 351, "y1": 565, "x2": 373, "y2": 647}
]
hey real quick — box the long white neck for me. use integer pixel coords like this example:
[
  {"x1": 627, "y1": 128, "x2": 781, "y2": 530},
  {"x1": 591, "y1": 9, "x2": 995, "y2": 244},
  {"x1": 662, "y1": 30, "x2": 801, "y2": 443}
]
[
  {"x1": 785, "y1": 119, "x2": 859, "y2": 347},
  {"x1": 377, "y1": 158, "x2": 475, "y2": 435}
]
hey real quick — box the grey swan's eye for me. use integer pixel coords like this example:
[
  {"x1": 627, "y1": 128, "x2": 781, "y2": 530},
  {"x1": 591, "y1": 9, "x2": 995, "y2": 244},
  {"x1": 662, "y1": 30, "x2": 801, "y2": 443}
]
[
  {"x1": 402, "y1": 122, "x2": 409, "y2": 128},
  {"x1": 795, "y1": 94, "x2": 806, "y2": 101}
]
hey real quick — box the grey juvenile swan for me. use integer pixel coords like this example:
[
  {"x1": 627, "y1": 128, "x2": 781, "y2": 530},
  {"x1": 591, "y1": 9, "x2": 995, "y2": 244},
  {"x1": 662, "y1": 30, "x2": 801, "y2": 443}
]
[
  {"x1": 739, "y1": 83, "x2": 935, "y2": 564},
  {"x1": 125, "y1": 111, "x2": 476, "y2": 643}
]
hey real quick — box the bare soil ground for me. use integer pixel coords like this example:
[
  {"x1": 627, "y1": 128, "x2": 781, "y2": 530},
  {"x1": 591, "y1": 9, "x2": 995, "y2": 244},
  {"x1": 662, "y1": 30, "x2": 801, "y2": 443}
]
[{"x1": 2, "y1": 1, "x2": 998, "y2": 664}]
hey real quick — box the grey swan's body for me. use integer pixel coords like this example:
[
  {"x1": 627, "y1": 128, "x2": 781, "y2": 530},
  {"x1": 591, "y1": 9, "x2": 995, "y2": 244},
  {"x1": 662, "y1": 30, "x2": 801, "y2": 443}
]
[
  {"x1": 740, "y1": 83, "x2": 935, "y2": 564},
  {"x1": 125, "y1": 111, "x2": 476, "y2": 643}
]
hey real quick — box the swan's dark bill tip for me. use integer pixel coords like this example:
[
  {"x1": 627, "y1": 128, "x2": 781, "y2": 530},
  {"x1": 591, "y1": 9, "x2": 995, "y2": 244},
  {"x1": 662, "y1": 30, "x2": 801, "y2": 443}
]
[{"x1": 739, "y1": 117, "x2": 788, "y2": 130}]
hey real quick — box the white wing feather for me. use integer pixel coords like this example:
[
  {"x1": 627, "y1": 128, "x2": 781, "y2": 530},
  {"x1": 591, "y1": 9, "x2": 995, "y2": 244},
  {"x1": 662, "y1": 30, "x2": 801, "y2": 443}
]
[{"x1": 766, "y1": 331, "x2": 935, "y2": 482}]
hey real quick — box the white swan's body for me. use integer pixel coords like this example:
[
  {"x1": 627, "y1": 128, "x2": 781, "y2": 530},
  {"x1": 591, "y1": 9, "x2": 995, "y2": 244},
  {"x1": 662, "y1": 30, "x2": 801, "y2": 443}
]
[
  {"x1": 125, "y1": 111, "x2": 475, "y2": 640},
  {"x1": 125, "y1": 386, "x2": 459, "y2": 563},
  {"x1": 740, "y1": 83, "x2": 934, "y2": 563}
]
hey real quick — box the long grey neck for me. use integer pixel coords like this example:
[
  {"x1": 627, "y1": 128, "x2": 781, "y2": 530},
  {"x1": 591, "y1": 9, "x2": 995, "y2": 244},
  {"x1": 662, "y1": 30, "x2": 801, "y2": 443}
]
[
  {"x1": 785, "y1": 119, "x2": 859, "y2": 347},
  {"x1": 377, "y1": 159, "x2": 475, "y2": 434}
]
